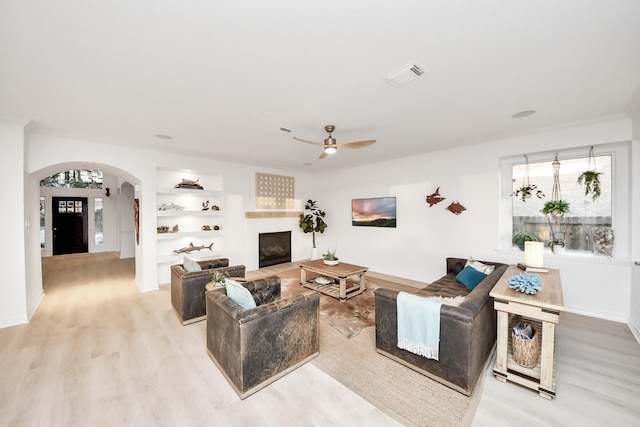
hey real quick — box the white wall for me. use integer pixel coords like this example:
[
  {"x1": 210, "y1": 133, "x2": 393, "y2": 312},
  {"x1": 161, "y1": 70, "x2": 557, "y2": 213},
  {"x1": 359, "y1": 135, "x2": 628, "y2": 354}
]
[
  {"x1": 0, "y1": 121, "x2": 28, "y2": 327},
  {"x1": 314, "y1": 117, "x2": 633, "y2": 322},
  {"x1": 119, "y1": 181, "x2": 136, "y2": 259}
]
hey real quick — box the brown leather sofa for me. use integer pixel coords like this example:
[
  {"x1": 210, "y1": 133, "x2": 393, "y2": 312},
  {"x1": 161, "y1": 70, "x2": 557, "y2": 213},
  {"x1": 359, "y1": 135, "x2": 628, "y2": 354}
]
[
  {"x1": 375, "y1": 257, "x2": 507, "y2": 395},
  {"x1": 170, "y1": 258, "x2": 246, "y2": 325},
  {"x1": 206, "y1": 275, "x2": 320, "y2": 399}
]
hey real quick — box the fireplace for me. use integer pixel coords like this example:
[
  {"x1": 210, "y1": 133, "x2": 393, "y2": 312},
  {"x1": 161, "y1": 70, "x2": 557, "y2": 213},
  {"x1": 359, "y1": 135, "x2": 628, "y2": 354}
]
[{"x1": 258, "y1": 231, "x2": 292, "y2": 268}]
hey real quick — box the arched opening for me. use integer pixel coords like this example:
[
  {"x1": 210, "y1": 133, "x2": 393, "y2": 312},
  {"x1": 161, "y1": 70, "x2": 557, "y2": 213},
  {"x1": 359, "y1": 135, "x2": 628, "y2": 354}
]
[{"x1": 32, "y1": 161, "x2": 142, "y2": 293}]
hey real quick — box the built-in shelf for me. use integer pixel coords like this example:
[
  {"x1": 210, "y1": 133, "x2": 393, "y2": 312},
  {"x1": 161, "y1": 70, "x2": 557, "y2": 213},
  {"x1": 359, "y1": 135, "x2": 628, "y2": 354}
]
[
  {"x1": 245, "y1": 211, "x2": 302, "y2": 218},
  {"x1": 156, "y1": 168, "x2": 224, "y2": 283},
  {"x1": 158, "y1": 210, "x2": 222, "y2": 217}
]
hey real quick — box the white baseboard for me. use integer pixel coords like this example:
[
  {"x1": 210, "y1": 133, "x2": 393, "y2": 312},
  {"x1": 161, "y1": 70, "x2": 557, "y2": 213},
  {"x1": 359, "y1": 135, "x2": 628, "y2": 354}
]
[
  {"x1": 27, "y1": 290, "x2": 44, "y2": 320},
  {"x1": 564, "y1": 307, "x2": 627, "y2": 323}
]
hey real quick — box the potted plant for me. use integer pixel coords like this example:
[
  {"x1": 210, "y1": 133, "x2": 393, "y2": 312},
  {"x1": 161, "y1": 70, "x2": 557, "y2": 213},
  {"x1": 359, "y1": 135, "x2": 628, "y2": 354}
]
[
  {"x1": 322, "y1": 248, "x2": 339, "y2": 266},
  {"x1": 541, "y1": 200, "x2": 570, "y2": 219},
  {"x1": 299, "y1": 199, "x2": 327, "y2": 258},
  {"x1": 577, "y1": 170, "x2": 602, "y2": 201},
  {"x1": 211, "y1": 271, "x2": 228, "y2": 287},
  {"x1": 512, "y1": 230, "x2": 539, "y2": 251},
  {"x1": 512, "y1": 184, "x2": 545, "y2": 202}
]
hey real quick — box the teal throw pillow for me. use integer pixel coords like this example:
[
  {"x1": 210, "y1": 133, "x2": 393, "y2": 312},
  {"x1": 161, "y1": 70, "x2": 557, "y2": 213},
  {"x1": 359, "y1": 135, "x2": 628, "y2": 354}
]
[
  {"x1": 225, "y1": 279, "x2": 257, "y2": 310},
  {"x1": 183, "y1": 256, "x2": 202, "y2": 272},
  {"x1": 456, "y1": 265, "x2": 488, "y2": 291}
]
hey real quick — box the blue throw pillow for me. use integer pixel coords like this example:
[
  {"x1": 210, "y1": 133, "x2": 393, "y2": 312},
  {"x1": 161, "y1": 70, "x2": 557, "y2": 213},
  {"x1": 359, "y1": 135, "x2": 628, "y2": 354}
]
[
  {"x1": 183, "y1": 256, "x2": 202, "y2": 272},
  {"x1": 225, "y1": 279, "x2": 257, "y2": 310},
  {"x1": 455, "y1": 265, "x2": 488, "y2": 291}
]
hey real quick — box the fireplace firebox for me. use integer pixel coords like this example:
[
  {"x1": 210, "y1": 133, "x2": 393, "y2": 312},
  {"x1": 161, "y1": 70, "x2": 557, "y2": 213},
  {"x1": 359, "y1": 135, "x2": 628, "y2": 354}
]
[{"x1": 258, "y1": 231, "x2": 291, "y2": 268}]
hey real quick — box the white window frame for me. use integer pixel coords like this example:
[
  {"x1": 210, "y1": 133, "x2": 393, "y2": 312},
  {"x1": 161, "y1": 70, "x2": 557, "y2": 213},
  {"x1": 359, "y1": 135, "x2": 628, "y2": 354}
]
[{"x1": 499, "y1": 141, "x2": 631, "y2": 260}]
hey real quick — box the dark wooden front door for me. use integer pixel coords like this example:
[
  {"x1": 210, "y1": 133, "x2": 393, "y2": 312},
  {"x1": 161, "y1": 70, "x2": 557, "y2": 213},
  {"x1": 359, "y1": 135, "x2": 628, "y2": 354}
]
[{"x1": 52, "y1": 197, "x2": 88, "y2": 255}]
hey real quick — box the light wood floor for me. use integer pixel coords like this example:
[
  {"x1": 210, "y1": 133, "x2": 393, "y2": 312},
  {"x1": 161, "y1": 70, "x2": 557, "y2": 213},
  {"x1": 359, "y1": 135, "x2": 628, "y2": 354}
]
[{"x1": 1, "y1": 253, "x2": 639, "y2": 426}]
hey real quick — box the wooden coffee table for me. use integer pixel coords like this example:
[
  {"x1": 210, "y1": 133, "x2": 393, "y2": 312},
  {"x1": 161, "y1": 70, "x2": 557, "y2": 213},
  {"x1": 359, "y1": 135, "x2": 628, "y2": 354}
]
[{"x1": 298, "y1": 259, "x2": 368, "y2": 301}]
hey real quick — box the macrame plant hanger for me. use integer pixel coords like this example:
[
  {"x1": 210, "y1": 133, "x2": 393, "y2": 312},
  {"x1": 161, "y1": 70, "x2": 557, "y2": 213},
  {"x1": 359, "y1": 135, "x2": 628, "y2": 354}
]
[
  {"x1": 588, "y1": 146, "x2": 597, "y2": 173},
  {"x1": 551, "y1": 154, "x2": 561, "y2": 205},
  {"x1": 523, "y1": 155, "x2": 530, "y2": 189}
]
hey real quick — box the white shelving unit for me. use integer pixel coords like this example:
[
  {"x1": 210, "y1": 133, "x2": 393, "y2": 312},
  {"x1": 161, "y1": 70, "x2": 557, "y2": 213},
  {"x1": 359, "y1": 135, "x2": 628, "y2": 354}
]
[{"x1": 156, "y1": 168, "x2": 224, "y2": 283}]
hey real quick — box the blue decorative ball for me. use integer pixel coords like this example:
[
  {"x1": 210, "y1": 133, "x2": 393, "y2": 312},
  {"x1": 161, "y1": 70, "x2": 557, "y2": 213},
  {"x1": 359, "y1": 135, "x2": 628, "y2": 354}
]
[{"x1": 507, "y1": 273, "x2": 542, "y2": 294}]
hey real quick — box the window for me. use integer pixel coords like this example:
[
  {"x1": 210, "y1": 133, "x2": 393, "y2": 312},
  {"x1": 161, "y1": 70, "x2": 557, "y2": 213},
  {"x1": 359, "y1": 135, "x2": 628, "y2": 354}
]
[
  {"x1": 40, "y1": 169, "x2": 103, "y2": 188},
  {"x1": 40, "y1": 196, "x2": 45, "y2": 248},
  {"x1": 500, "y1": 142, "x2": 630, "y2": 258},
  {"x1": 512, "y1": 155, "x2": 611, "y2": 252},
  {"x1": 95, "y1": 197, "x2": 104, "y2": 246}
]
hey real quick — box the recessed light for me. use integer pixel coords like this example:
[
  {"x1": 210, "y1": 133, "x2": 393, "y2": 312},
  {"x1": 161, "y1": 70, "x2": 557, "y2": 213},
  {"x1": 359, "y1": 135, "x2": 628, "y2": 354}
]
[
  {"x1": 155, "y1": 134, "x2": 173, "y2": 140},
  {"x1": 511, "y1": 110, "x2": 536, "y2": 118}
]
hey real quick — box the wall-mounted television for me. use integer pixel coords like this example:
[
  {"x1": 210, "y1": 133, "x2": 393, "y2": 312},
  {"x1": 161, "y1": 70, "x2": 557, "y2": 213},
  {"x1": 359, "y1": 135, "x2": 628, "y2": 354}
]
[{"x1": 351, "y1": 197, "x2": 396, "y2": 228}]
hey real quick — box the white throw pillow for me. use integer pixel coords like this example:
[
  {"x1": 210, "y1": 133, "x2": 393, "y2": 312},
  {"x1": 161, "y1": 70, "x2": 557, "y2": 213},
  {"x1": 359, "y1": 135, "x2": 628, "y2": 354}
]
[
  {"x1": 225, "y1": 279, "x2": 257, "y2": 310},
  {"x1": 465, "y1": 257, "x2": 495, "y2": 275}
]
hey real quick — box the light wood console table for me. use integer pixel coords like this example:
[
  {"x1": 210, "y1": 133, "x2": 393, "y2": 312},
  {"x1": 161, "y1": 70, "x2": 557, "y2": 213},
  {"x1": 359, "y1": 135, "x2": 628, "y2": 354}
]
[{"x1": 490, "y1": 265, "x2": 564, "y2": 399}]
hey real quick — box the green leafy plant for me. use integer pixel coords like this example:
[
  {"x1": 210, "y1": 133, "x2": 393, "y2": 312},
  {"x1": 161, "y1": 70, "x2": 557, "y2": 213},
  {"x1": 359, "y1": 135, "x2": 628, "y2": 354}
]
[
  {"x1": 512, "y1": 230, "x2": 539, "y2": 251},
  {"x1": 322, "y1": 248, "x2": 338, "y2": 261},
  {"x1": 512, "y1": 184, "x2": 545, "y2": 202},
  {"x1": 299, "y1": 199, "x2": 327, "y2": 249},
  {"x1": 541, "y1": 200, "x2": 570, "y2": 218},
  {"x1": 211, "y1": 271, "x2": 228, "y2": 285},
  {"x1": 577, "y1": 170, "x2": 602, "y2": 201},
  {"x1": 548, "y1": 239, "x2": 566, "y2": 253}
]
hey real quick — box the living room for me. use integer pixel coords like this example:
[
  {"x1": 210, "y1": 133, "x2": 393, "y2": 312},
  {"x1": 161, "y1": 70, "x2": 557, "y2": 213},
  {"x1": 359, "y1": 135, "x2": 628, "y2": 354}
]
[{"x1": 1, "y1": 1, "x2": 640, "y2": 425}]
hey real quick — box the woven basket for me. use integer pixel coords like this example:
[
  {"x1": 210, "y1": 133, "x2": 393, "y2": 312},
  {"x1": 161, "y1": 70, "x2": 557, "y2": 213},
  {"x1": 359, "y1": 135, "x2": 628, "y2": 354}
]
[{"x1": 512, "y1": 324, "x2": 539, "y2": 368}]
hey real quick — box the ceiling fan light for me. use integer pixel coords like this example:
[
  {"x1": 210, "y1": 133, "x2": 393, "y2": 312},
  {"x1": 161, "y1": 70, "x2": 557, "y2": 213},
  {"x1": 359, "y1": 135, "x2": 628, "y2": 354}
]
[{"x1": 324, "y1": 146, "x2": 337, "y2": 154}]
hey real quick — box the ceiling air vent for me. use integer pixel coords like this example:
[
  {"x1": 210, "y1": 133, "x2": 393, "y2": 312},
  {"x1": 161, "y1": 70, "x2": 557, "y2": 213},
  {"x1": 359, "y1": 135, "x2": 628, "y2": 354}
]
[{"x1": 385, "y1": 61, "x2": 427, "y2": 87}]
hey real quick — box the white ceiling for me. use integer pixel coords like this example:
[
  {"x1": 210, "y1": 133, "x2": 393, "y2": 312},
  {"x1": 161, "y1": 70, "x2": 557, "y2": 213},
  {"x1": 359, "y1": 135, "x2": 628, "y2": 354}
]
[{"x1": 1, "y1": 0, "x2": 639, "y2": 171}]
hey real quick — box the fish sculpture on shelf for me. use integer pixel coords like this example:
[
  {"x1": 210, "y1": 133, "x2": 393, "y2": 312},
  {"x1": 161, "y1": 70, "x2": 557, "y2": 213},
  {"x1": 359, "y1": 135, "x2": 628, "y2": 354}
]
[
  {"x1": 173, "y1": 242, "x2": 213, "y2": 254},
  {"x1": 158, "y1": 202, "x2": 185, "y2": 211},
  {"x1": 446, "y1": 201, "x2": 466, "y2": 215},
  {"x1": 426, "y1": 187, "x2": 446, "y2": 207}
]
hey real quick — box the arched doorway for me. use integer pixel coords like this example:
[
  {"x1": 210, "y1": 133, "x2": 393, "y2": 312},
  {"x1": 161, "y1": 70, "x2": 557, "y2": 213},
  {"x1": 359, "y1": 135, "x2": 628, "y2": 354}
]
[{"x1": 33, "y1": 162, "x2": 141, "y2": 290}]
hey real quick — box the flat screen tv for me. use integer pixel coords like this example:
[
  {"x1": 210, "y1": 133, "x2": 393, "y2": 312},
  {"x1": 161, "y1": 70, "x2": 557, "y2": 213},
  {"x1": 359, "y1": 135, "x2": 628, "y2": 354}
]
[{"x1": 351, "y1": 197, "x2": 396, "y2": 228}]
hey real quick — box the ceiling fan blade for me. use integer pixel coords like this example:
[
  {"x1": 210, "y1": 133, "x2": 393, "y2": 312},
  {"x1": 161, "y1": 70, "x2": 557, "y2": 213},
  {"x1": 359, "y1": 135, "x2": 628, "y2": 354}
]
[
  {"x1": 293, "y1": 136, "x2": 323, "y2": 145},
  {"x1": 318, "y1": 151, "x2": 329, "y2": 160},
  {"x1": 335, "y1": 139, "x2": 377, "y2": 149}
]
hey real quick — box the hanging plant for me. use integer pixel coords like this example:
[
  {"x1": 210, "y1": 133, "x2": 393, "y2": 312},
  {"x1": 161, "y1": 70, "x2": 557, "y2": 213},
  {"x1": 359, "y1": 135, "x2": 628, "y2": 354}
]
[
  {"x1": 577, "y1": 148, "x2": 602, "y2": 201},
  {"x1": 513, "y1": 184, "x2": 545, "y2": 202},
  {"x1": 512, "y1": 155, "x2": 544, "y2": 202},
  {"x1": 541, "y1": 200, "x2": 570, "y2": 218}
]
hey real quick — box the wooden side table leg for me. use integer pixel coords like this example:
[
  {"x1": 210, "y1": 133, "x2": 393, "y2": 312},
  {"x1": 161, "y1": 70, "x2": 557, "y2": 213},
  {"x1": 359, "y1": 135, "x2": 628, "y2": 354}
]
[
  {"x1": 495, "y1": 310, "x2": 509, "y2": 376},
  {"x1": 300, "y1": 267, "x2": 306, "y2": 286},
  {"x1": 539, "y1": 321, "x2": 556, "y2": 398},
  {"x1": 359, "y1": 273, "x2": 366, "y2": 293}
]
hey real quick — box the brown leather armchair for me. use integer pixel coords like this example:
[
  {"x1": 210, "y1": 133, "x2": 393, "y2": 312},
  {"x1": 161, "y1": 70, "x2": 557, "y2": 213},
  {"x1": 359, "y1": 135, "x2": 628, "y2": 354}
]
[
  {"x1": 170, "y1": 258, "x2": 246, "y2": 325},
  {"x1": 206, "y1": 275, "x2": 320, "y2": 399}
]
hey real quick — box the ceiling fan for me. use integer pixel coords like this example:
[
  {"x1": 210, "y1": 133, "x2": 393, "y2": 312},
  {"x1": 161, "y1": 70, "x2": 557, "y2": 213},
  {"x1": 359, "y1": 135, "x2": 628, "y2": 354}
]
[{"x1": 293, "y1": 125, "x2": 376, "y2": 159}]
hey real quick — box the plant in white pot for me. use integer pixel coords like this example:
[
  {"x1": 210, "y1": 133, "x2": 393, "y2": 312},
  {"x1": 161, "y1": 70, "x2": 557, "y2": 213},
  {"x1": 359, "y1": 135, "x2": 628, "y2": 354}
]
[
  {"x1": 322, "y1": 248, "x2": 339, "y2": 266},
  {"x1": 299, "y1": 199, "x2": 327, "y2": 259}
]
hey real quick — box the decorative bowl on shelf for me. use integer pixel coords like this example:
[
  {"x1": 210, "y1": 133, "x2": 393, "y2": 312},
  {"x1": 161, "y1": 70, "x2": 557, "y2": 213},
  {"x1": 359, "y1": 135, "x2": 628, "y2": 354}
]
[{"x1": 323, "y1": 259, "x2": 339, "y2": 266}]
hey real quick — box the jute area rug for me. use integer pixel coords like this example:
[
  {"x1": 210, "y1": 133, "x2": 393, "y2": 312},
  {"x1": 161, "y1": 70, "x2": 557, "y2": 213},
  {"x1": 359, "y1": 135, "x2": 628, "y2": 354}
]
[{"x1": 273, "y1": 269, "x2": 481, "y2": 427}]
